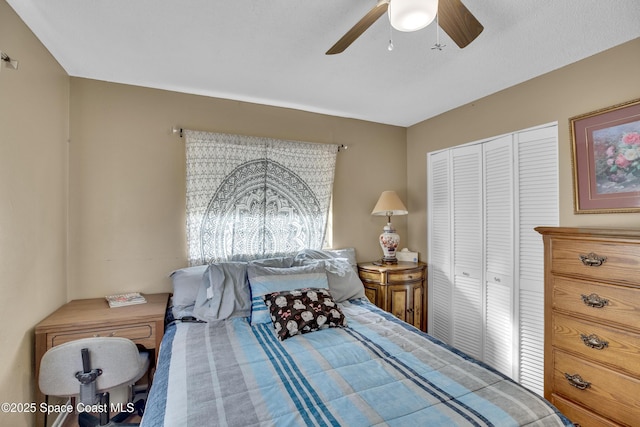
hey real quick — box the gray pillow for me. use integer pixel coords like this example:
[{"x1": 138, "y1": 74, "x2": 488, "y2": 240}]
[
  {"x1": 249, "y1": 256, "x2": 295, "y2": 268},
  {"x1": 311, "y1": 258, "x2": 366, "y2": 303},
  {"x1": 294, "y1": 248, "x2": 357, "y2": 269},
  {"x1": 293, "y1": 249, "x2": 365, "y2": 302},
  {"x1": 169, "y1": 265, "x2": 208, "y2": 318},
  {"x1": 193, "y1": 262, "x2": 251, "y2": 322}
]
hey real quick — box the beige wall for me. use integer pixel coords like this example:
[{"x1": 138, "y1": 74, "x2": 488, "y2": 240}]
[
  {"x1": 0, "y1": 1, "x2": 69, "y2": 426},
  {"x1": 406, "y1": 38, "x2": 640, "y2": 259},
  {"x1": 5, "y1": 0, "x2": 639, "y2": 423},
  {"x1": 68, "y1": 79, "x2": 407, "y2": 299}
]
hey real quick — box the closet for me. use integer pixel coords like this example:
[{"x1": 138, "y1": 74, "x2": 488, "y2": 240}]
[{"x1": 427, "y1": 124, "x2": 558, "y2": 395}]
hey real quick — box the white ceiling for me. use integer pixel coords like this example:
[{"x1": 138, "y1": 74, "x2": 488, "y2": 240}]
[{"x1": 7, "y1": 0, "x2": 640, "y2": 127}]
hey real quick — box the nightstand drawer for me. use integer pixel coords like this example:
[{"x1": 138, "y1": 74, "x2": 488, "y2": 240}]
[
  {"x1": 50, "y1": 324, "x2": 155, "y2": 348},
  {"x1": 358, "y1": 270, "x2": 382, "y2": 283},
  {"x1": 551, "y1": 239, "x2": 640, "y2": 286},
  {"x1": 388, "y1": 269, "x2": 424, "y2": 283}
]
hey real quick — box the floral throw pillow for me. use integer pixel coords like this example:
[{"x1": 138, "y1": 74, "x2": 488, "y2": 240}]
[{"x1": 264, "y1": 288, "x2": 347, "y2": 341}]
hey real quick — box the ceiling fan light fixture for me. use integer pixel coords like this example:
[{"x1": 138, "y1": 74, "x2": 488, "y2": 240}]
[{"x1": 389, "y1": 0, "x2": 438, "y2": 32}]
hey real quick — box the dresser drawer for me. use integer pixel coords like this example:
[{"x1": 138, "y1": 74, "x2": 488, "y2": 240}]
[
  {"x1": 552, "y1": 313, "x2": 640, "y2": 377},
  {"x1": 553, "y1": 350, "x2": 640, "y2": 426},
  {"x1": 551, "y1": 239, "x2": 640, "y2": 286},
  {"x1": 551, "y1": 394, "x2": 622, "y2": 427},
  {"x1": 50, "y1": 324, "x2": 155, "y2": 348},
  {"x1": 552, "y1": 277, "x2": 640, "y2": 329},
  {"x1": 388, "y1": 269, "x2": 424, "y2": 283}
]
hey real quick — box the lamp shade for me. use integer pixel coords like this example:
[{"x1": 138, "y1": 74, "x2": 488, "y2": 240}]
[
  {"x1": 371, "y1": 191, "x2": 408, "y2": 216},
  {"x1": 388, "y1": 0, "x2": 439, "y2": 32}
]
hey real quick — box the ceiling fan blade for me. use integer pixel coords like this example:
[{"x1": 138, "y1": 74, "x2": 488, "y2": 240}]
[
  {"x1": 326, "y1": 0, "x2": 389, "y2": 55},
  {"x1": 438, "y1": 0, "x2": 483, "y2": 48}
]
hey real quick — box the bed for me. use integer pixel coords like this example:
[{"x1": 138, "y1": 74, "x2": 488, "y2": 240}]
[{"x1": 141, "y1": 250, "x2": 572, "y2": 426}]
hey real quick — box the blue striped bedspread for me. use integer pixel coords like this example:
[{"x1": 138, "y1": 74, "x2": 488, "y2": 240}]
[{"x1": 141, "y1": 300, "x2": 572, "y2": 426}]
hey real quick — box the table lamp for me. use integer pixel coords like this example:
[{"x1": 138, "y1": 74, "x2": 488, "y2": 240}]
[{"x1": 371, "y1": 190, "x2": 408, "y2": 264}]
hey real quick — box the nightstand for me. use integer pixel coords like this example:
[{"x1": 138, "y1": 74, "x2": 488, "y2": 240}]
[
  {"x1": 34, "y1": 292, "x2": 170, "y2": 427},
  {"x1": 358, "y1": 262, "x2": 427, "y2": 332}
]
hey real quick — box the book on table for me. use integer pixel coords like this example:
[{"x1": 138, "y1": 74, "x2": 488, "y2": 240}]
[{"x1": 105, "y1": 292, "x2": 147, "y2": 308}]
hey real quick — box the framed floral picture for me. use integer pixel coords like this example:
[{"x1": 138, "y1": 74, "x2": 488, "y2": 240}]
[{"x1": 571, "y1": 98, "x2": 640, "y2": 213}]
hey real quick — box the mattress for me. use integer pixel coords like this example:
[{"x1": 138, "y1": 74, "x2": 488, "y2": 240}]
[{"x1": 141, "y1": 300, "x2": 571, "y2": 426}]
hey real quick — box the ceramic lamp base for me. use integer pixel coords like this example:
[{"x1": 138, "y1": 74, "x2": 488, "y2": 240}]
[{"x1": 379, "y1": 223, "x2": 400, "y2": 264}]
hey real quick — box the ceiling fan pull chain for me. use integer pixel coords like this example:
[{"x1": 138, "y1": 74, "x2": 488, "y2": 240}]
[
  {"x1": 431, "y1": 14, "x2": 446, "y2": 51},
  {"x1": 388, "y1": 20, "x2": 394, "y2": 51}
]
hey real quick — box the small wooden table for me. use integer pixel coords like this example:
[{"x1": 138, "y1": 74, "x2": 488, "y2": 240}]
[
  {"x1": 34, "y1": 292, "x2": 170, "y2": 427},
  {"x1": 358, "y1": 262, "x2": 427, "y2": 332}
]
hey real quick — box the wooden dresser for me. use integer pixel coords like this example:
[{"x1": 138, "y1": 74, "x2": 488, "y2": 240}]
[
  {"x1": 536, "y1": 227, "x2": 640, "y2": 426},
  {"x1": 357, "y1": 262, "x2": 427, "y2": 332}
]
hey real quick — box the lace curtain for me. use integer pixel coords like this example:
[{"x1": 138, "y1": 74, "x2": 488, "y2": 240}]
[{"x1": 185, "y1": 131, "x2": 338, "y2": 265}]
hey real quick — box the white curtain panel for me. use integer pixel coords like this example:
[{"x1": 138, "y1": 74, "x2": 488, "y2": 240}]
[{"x1": 185, "y1": 131, "x2": 338, "y2": 265}]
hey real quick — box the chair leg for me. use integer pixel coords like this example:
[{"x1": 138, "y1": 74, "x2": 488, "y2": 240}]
[{"x1": 78, "y1": 411, "x2": 100, "y2": 427}]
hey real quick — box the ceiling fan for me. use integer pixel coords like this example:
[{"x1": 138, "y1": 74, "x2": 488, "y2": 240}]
[{"x1": 326, "y1": 0, "x2": 483, "y2": 55}]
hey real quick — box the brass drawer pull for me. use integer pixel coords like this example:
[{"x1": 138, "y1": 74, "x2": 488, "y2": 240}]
[
  {"x1": 580, "y1": 333, "x2": 609, "y2": 350},
  {"x1": 581, "y1": 293, "x2": 609, "y2": 308},
  {"x1": 92, "y1": 332, "x2": 117, "y2": 338},
  {"x1": 564, "y1": 373, "x2": 591, "y2": 390},
  {"x1": 579, "y1": 252, "x2": 607, "y2": 267}
]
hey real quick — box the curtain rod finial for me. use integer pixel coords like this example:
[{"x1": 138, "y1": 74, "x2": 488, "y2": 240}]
[
  {"x1": 172, "y1": 127, "x2": 183, "y2": 138},
  {"x1": 1, "y1": 51, "x2": 18, "y2": 70}
]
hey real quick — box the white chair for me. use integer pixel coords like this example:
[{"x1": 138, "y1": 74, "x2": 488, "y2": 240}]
[{"x1": 39, "y1": 337, "x2": 150, "y2": 427}]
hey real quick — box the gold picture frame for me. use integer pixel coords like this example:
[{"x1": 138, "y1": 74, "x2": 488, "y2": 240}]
[{"x1": 571, "y1": 98, "x2": 640, "y2": 213}]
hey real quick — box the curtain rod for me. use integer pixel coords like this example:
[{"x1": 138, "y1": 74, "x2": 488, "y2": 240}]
[{"x1": 171, "y1": 127, "x2": 348, "y2": 151}]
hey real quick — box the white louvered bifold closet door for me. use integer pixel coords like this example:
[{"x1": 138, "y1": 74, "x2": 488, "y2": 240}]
[
  {"x1": 483, "y1": 136, "x2": 514, "y2": 378},
  {"x1": 427, "y1": 150, "x2": 453, "y2": 342},
  {"x1": 515, "y1": 126, "x2": 559, "y2": 396},
  {"x1": 427, "y1": 123, "x2": 558, "y2": 396},
  {"x1": 451, "y1": 145, "x2": 483, "y2": 360}
]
